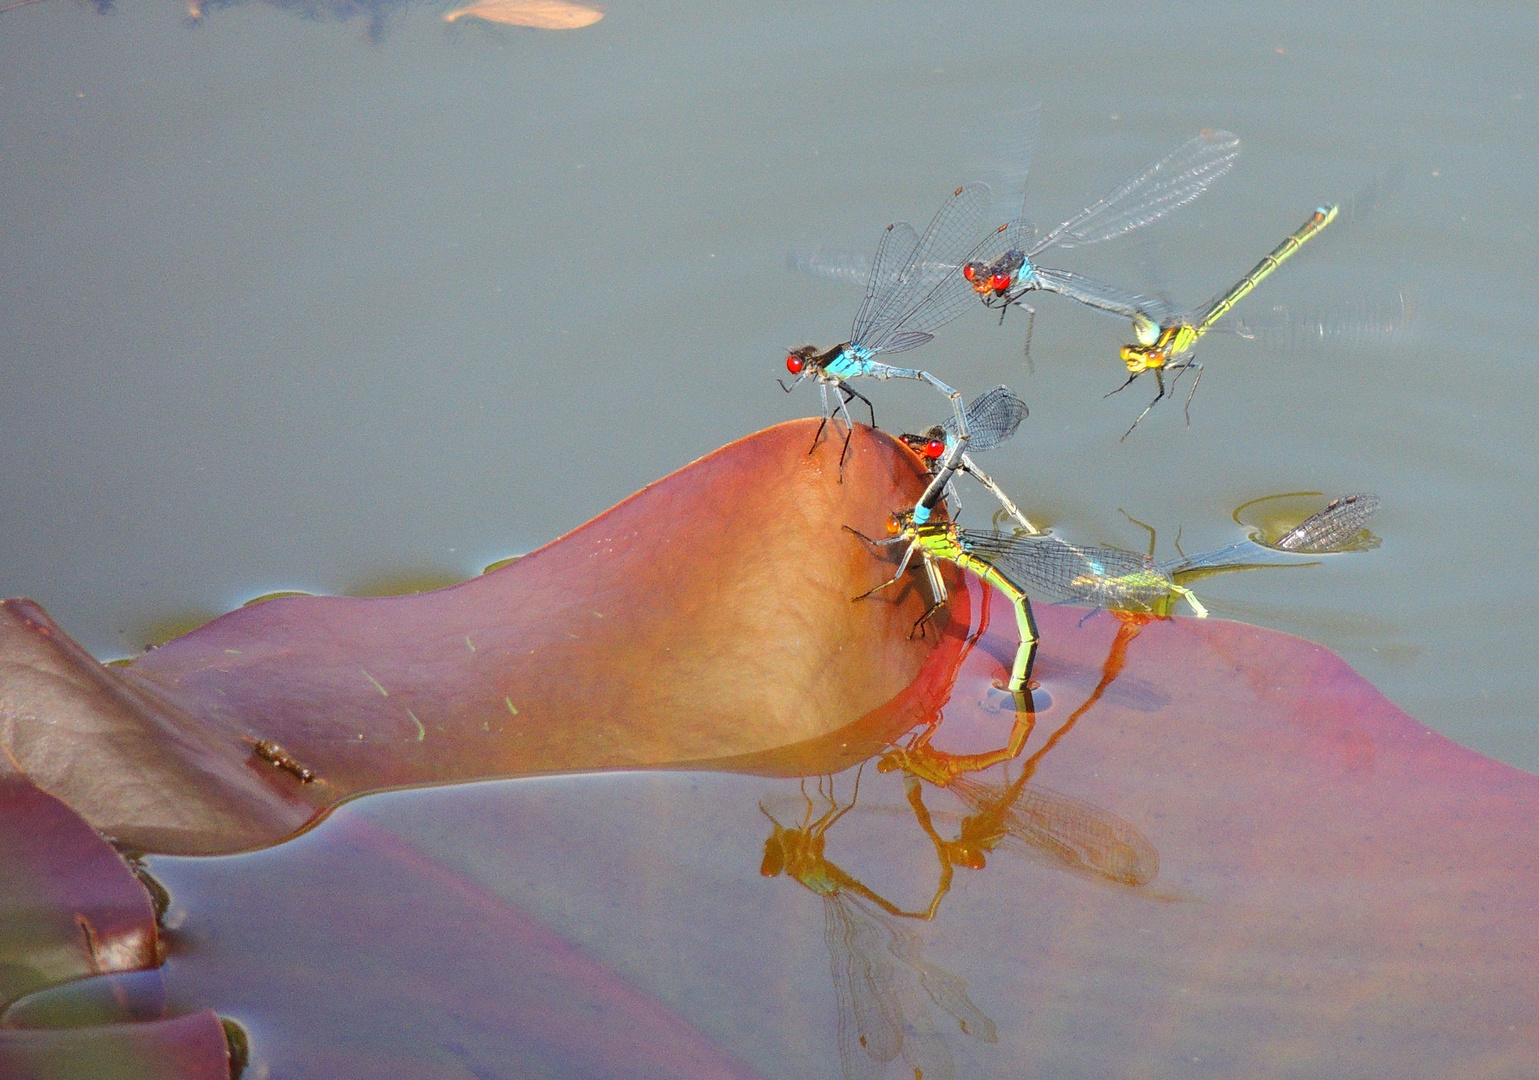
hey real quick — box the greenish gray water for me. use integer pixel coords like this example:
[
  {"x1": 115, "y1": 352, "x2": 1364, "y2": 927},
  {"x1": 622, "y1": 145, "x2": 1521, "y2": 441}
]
[{"x1": 1, "y1": 0, "x2": 1535, "y2": 769}]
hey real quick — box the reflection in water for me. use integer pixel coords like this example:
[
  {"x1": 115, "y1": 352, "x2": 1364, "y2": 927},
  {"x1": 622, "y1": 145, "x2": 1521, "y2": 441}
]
[
  {"x1": 442, "y1": 0, "x2": 604, "y2": 28},
  {"x1": 887, "y1": 599, "x2": 1158, "y2": 891},
  {"x1": 918, "y1": 765, "x2": 1158, "y2": 887},
  {"x1": 760, "y1": 590, "x2": 1171, "y2": 1079},
  {"x1": 760, "y1": 772, "x2": 996, "y2": 1080}
]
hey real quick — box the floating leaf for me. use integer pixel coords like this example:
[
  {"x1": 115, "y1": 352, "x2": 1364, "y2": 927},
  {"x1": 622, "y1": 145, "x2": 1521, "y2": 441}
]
[{"x1": 1, "y1": 422, "x2": 961, "y2": 855}]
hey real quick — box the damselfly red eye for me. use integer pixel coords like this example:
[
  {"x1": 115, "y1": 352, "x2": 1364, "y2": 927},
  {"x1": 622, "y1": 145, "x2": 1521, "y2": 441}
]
[
  {"x1": 990, "y1": 274, "x2": 1012, "y2": 292},
  {"x1": 786, "y1": 354, "x2": 804, "y2": 374},
  {"x1": 923, "y1": 440, "x2": 945, "y2": 459},
  {"x1": 961, "y1": 264, "x2": 977, "y2": 282}
]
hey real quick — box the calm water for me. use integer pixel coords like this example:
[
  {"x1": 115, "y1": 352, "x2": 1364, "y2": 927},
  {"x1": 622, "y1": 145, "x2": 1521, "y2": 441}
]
[{"x1": 5, "y1": 2, "x2": 1539, "y2": 1075}]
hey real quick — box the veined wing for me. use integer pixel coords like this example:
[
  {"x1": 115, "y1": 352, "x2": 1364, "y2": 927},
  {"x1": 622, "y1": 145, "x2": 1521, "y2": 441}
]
[
  {"x1": 1272, "y1": 493, "x2": 1381, "y2": 553},
  {"x1": 952, "y1": 775, "x2": 1159, "y2": 887},
  {"x1": 850, "y1": 222, "x2": 922, "y2": 347},
  {"x1": 860, "y1": 183, "x2": 992, "y2": 352},
  {"x1": 1030, "y1": 129, "x2": 1240, "y2": 256},
  {"x1": 881, "y1": 919, "x2": 998, "y2": 1044},
  {"x1": 960, "y1": 101, "x2": 1042, "y2": 227},
  {"x1": 942, "y1": 385, "x2": 1029, "y2": 453},
  {"x1": 824, "y1": 894, "x2": 902, "y2": 1080},
  {"x1": 960, "y1": 532, "x2": 1175, "y2": 609}
]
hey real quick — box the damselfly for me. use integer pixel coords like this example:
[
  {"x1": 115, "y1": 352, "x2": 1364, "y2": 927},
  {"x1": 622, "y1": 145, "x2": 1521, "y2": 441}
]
[
  {"x1": 1110, "y1": 204, "x2": 1339, "y2": 438},
  {"x1": 960, "y1": 129, "x2": 1241, "y2": 358},
  {"x1": 848, "y1": 505, "x2": 1229, "y2": 695},
  {"x1": 782, "y1": 184, "x2": 991, "y2": 467},
  {"x1": 899, "y1": 385, "x2": 1041, "y2": 534},
  {"x1": 846, "y1": 511, "x2": 1052, "y2": 695}
]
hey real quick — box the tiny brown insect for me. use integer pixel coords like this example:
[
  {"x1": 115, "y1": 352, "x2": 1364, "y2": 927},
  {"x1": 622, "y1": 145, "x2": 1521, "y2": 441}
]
[{"x1": 252, "y1": 739, "x2": 317, "y2": 784}]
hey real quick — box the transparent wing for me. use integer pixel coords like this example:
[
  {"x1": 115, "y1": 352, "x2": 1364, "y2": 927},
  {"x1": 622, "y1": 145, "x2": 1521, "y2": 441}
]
[
  {"x1": 960, "y1": 101, "x2": 1041, "y2": 227},
  {"x1": 1229, "y1": 292, "x2": 1416, "y2": 352},
  {"x1": 1030, "y1": 129, "x2": 1241, "y2": 256},
  {"x1": 960, "y1": 532, "x2": 1175, "y2": 610},
  {"x1": 787, "y1": 245, "x2": 874, "y2": 286},
  {"x1": 851, "y1": 222, "x2": 921, "y2": 346},
  {"x1": 874, "y1": 330, "x2": 935, "y2": 355},
  {"x1": 942, "y1": 385, "x2": 1029, "y2": 453},
  {"x1": 1271, "y1": 493, "x2": 1381, "y2": 553},
  {"x1": 993, "y1": 781, "x2": 1159, "y2": 886},
  {"x1": 1032, "y1": 265, "x2": 1165, "y2": 321},
  {"x1": 894, "y1": 991, "x2": 952, "y2": 1080},
  {"x1": 825, "y1": 895, "x2": 903, "y2": 1076},
  {"x1": 882, "y1": 923, "x2": 998, "y2": 1044},
  {"x1": 860, "y1": 183, "x2": 992, "y2": 351}
]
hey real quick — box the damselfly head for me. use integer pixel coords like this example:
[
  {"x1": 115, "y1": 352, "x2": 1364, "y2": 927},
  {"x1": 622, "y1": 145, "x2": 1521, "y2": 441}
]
[
  {"x1": 760, "y1": 832, "x2": 786, "y2": 877},
  {"x1": 948, "y1": 839, "x2": 988, "y2": 871},
  {"x1": 1120, "y1": 343, "x2": 1164, "y2": 374},
  {"x1": 899, "y1": 426, "x2": 948, "y2": 464},
  {"x1": 786, "y1": 344, "x2": 825, "y2": 375},
  {"x1": 961, "y1": 261, "x2": 994, "y2": 295}
]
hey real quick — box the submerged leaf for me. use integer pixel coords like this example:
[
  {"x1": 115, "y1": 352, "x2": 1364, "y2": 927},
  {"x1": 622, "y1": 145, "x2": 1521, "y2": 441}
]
[{"x1": 443, "y1": 0, "x2": 603, "y2": 28}]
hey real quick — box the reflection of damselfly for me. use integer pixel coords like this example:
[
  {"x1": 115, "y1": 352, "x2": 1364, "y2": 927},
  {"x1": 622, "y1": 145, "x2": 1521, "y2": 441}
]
[
  {"x1": 882, "y1": 595, "x2": 1162, "y2": 891},
  {"x1": 960, "y1": 130, "x2": 1241, "y2": 359},
  {"x1": 781, "y1": 184, "x2": 991, "y2": 467},
  {"x1": 760, "y1": 773, "x2": 996, "y2": 1080},
  {"x1": 1109, "y1": 204, "x2": 1339, "y2": 438},
  {"x1": 918, "y1": 766, "x2": 1158, "y2": 887},
  {"x1": 899, "y1": 385, "x2": 1041, "y2": 534}
]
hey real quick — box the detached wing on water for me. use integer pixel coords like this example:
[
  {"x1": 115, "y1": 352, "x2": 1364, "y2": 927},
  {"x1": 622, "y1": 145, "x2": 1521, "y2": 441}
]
[
  {"x1": 1160, "y1": 495, "x2": 1381, "y2": 577},
  {"x1": 1029, "y1": 129, "x2": 1241, "y2": 256},
  {"x1": 942, "y1": 385, "x2": 1030, "y2": 453},
  {"x1": 858, "y1": 183, "x2": 992, "y2": 354},
  {"x1": 1271, "y1": 493, "x2": 1381, "y2": 553}
]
